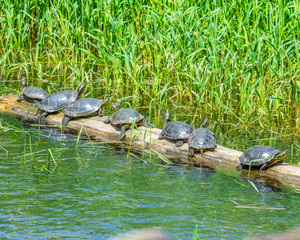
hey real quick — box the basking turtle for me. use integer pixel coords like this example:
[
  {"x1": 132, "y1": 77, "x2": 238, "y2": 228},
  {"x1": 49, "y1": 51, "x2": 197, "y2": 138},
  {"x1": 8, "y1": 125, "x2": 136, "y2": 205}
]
[
  {"x1": 104, "y1": 108, "x2": 154, "y2": 141},
  {"x1": 35, "y1": 83, "x2": 86, "y2": 123},
  {"x1": 158, "y1": 112, "x2": 194, "y2": 147},
  {"x1": 17, "y1": 77, "x2": 48, "y2": 103},
  {"x1": 238, "y1": 145, "x2": 288, "y2": 172},
  {"x1": 62, "y1": 97, "x2": 110, "y2": 125},
  {"x1": 187, "y1": 118, "x2": 217, "y2": 157}
]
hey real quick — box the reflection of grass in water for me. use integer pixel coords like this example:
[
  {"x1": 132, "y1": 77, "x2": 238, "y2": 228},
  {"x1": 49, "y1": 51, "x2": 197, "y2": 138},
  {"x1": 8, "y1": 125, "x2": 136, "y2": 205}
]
[
  {"x1": 0, "y1": 120, "x2": 9, "y2": 155},
  {"x1": 76, "y1": 126, "x2": 83, "y2": 148},
  {"x1": 0, "y1": 121, "x2": 59, "y2": 174}
]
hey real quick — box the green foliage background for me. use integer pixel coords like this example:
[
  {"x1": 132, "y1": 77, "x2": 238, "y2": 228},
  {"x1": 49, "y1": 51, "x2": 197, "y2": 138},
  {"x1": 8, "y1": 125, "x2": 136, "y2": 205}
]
[{"x1": 0, "y1": 0, "x2": 299, "y2": 133}]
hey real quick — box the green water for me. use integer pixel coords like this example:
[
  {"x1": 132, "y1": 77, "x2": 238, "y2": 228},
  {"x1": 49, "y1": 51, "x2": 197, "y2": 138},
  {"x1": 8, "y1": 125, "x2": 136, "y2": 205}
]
[{"x1": 0, "y1": 113, "x2": 300, "y2": 239}]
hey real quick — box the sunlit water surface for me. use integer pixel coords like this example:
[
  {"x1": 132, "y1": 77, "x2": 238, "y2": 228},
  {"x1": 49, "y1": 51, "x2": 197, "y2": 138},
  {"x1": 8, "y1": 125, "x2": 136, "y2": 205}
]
[{"x1": 0, "y1": 113, "x2": 299, "y2": 239}]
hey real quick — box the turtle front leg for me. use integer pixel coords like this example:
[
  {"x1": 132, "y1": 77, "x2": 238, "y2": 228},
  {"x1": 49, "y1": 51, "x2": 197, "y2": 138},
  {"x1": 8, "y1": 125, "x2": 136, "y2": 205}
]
[
  {"x1": 17, "y1": 94, "x2": 24, "y2": 102},
  {"x1": 143, "y1": 119, "x2": 154, "y2": 128},
  {"x1": 158, "y1": 132, "x2": 164, "y2": 140},
  {"x1": 175, "y1": 140, "x2": 184, "y2": 147},
  {"x1": 119, "y1": 124, "x2": 130, "y2": 141},
  {"x1": 62, "y1": 116, "x2": 71, "y2": 126},
  {"x1": 188, "y1": 147, "x2": 194, "y2": 157},
  {"x1": 236, "y1": 164, "x2": 242, "y2": 171},
  {"x1": 34, "y1": 108, "x2": 40, "y2": 116},
  {"x1": 98, "y1": 108, "x2": 104, "y2": 117},
  {"x1": 259, "y1": 163, "x2": 268, "y2": 173},
  {"x1": 200, "y1": 149, "x2": 203, "y2": 158},
  {"x1": 38, "y1": 111, "x2": 48, "y2": 124}
]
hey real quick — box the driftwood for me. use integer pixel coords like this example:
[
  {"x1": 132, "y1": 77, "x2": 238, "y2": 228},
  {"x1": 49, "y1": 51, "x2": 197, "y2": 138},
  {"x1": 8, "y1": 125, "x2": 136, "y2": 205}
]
[{"x1": 1, "y1": 94, "x2": 300, "y2": 191}]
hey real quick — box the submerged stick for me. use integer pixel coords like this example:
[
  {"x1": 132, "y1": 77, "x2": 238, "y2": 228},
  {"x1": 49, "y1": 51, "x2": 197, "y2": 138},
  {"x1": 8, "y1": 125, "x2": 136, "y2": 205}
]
[{"x1": 1, "y1": 94, "x2": 300, "y2": 191}]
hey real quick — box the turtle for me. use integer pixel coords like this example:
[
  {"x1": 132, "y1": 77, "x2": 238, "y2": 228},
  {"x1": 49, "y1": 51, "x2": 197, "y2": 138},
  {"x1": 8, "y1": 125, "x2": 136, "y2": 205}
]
[
  {"x1": 35, "y1": 83, "x2": 86, "y2": 123},
  {"x1": 237, "y1": 145, "x2": 288, "y2": 172},
  {"x1": 62, "y1": 97, "x2": 111, "y2": 125},
  {"x1": 187, "y1": 118, "x2": 217, "y2": 157},
  {"x1": 104, "y1": 108, "x2": 154, "y2": 141},
  {"x1": 17, "y1": 77, "x2": 48, "y2": 103},
  {"x1": 158, "y1": 112, "x2": 194, "y2": 147}
]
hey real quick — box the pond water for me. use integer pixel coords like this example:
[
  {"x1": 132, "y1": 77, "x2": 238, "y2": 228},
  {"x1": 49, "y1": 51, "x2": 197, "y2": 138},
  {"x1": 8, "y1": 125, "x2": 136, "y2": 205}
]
[{"x1": 0, "y1": 113, "x2": 300, "y2": 239}]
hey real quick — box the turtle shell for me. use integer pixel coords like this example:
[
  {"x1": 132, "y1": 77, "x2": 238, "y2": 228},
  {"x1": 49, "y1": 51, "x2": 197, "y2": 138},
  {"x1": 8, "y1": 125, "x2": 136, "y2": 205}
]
[
  {"x1": 38, "y1": 90, "x2": 79, "y2": 113},
  {"x1": 162, "y1": 121, "x2": 194, "y2": 140},
  {"x1": 64, "y1": 98, "x2": 105, "y2": 117},
  {"x1": 187, "y1": 128, "x2": 217, "y2": 150},
  {"x1": 110, "y1": 108, "x2": 144, "y2": 125},
  {"x1": 239, "y1": 145, "x2": 281, "y2": 167},
  {"x1": 23, "y1": 86, "x2": 48, "y2": 102}
]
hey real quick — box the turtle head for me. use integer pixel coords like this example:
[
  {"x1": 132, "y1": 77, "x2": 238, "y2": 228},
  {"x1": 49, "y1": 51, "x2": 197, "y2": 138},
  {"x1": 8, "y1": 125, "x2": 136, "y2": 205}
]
[
  {"x1": 21, "y1": 77, "x2": 27, "y2": 87},
  {"x1": 111, "y1": 102, "x2": 119, "y2": 110},
  {"x1": 165, "y1": 111, "x2": 170, "y2": 122},
  {"x1": 104, "y1": 97, "x2": 111, "y2": 103},
  {"x1": 274, "y1": 150, "x2": 288, "y2": 162},
  {"x1": 263, "y1": 150, "x2": 288, "y2": 170},
  {"x1": 77, "y1": 83, "x2": 86, "y2": 96},
  {"x1": 200, "y1": 118, "x2": 208, "y2": 128}
]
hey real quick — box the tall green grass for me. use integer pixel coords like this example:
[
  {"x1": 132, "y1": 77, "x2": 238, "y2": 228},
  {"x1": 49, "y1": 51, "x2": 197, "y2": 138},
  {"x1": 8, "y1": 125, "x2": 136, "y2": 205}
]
[{"x1": 0, "y1": 0, "x2": 299, "y2": 134}]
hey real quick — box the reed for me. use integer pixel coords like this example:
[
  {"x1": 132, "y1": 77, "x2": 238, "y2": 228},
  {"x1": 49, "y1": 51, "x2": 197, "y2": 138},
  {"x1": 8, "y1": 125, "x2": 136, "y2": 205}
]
[
  {"x1": 192, "y1": 224, "x2": 198, "y2": 240},
  {"x1": 0, "y1": 0, "x2": 299, "y2": 137},
  {"x1": 126, "y1": 117, "x2": 142, "y2": 160},
  {"x1": 76, "y1": 126, "x2": 83, "y2": 148}
]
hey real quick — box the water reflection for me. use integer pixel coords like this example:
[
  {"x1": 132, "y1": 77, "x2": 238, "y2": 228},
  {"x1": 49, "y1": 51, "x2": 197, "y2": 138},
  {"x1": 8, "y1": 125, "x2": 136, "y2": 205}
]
[
  {"x1": 0, "y1": 114, "x2": 300, "y2": 239},
  {"x1": 163, "y1": 165, "x2": 213, "y2": 180}
]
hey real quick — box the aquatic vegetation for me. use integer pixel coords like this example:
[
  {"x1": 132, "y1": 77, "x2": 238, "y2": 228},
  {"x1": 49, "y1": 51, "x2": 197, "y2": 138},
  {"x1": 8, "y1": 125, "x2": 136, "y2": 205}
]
[
  {"x1": 0, "y1": 0, "x2": 298, "y2": 131},
  {"x1": 0, "y1": 0, "x2": 299, "y2": 166},
  {"x1": 2, "y1": 115, "x2": 300, "y2": 239},
  {"x1": 126, "y1": 117, "x2": 141, "y2": 160},
  {"x1": 192, "y1": 224, "x2": 198, "y2": 240}
]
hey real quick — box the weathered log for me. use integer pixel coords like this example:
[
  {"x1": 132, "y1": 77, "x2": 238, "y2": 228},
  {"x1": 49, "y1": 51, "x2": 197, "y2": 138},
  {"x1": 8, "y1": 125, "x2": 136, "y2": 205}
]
[{"x1": 1, "y1": 94, "x2": 300, "y2": 191}]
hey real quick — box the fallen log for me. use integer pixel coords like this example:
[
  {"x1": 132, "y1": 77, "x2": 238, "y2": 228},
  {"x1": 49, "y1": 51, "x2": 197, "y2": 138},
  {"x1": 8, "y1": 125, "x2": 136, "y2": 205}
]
[{"x1": 1, "y1": 94, "x2": 300, "y2": 191}]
